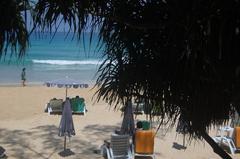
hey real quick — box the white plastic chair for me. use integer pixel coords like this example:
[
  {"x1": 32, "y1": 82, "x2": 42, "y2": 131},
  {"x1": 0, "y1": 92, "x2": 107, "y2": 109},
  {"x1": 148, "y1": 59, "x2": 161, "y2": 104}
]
[
  {"x1": 213, "y1": 126, "x2": 237, "y2": 154},
  {"x1": 101, "y1": 134, "x2": 133, "y2": 159}
]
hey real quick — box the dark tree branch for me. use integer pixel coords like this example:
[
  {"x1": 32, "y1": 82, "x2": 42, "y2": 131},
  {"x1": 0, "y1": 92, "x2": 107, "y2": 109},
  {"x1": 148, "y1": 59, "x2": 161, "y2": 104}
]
[{"x1": 200, "y1": 129, "x2": 232, "y2": 159}]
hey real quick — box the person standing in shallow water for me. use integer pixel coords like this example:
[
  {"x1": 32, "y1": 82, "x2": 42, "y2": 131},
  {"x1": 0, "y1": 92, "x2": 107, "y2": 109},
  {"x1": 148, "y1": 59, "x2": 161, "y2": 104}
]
[{"x1": 21, "y1": 68, "x2": 26, "y2": 86}]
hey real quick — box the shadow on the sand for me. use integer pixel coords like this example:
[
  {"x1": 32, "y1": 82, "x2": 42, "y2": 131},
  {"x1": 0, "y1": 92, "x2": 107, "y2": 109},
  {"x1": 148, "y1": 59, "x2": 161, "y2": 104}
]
[
  {"x1": 82, "y1": 124, "x2": 120, "y2": 142},
  {"x1": 172, "y1": 142, "x2": 187, "y2": 150},
  {"x1": 0, "y1": 124, "x2": 122, "y2": 159},
  {"x1": 32, "y1": 125, "x2": 105, "y2": 158},
  {"x1": 83, "y1": 124, "x2": 119, "y2": 136},
  {"x1": 0, "y1": 124, "x2": 107, "y2": 159},
  {"x1": 58, "y1": 149, "x2": 75, "y2": 157},
  {"x1": 0, "y1": 128, "x2": 48, "y2": 159}
]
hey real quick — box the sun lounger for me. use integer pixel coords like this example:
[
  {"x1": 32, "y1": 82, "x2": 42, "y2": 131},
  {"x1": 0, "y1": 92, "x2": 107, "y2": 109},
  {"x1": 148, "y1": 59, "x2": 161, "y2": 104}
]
[
  {"x1": 134, "y1": 129, "x2": 155, "y2": 159},
  {"x1": 213, "y1": 126, "x2": 237, "y2": 154},
  {"x1": 101, "y1": 133, "x2": 133, "y2": 159},
  {"x1": 70, "y1": 96, "x2": 86, "y2": 115},
  {"x1": 132, "y1": 103, "x2": 144, "y2": 114},
  {"x1": 47, "y1": 98, "x2": 63, "y2": 115}
]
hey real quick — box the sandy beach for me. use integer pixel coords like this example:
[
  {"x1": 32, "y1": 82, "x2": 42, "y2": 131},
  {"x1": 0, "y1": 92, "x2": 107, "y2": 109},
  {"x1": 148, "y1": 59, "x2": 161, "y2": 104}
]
[{"x1": 0, "y1": 85, "x2": 238, "y2": 159}]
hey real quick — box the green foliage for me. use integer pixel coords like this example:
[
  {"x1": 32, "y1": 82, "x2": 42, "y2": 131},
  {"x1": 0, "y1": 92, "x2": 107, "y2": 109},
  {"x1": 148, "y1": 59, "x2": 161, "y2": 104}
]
[
  {"x1": 93, "y1": 0, "x2": 240, "y2": 137},
  {"x1": 0, "y1": 0, "x2": 29, "y2": 58}
]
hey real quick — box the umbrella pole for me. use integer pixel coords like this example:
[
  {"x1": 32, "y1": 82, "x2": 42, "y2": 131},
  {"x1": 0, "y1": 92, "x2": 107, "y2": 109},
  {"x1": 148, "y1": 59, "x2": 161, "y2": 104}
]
[
  {"x1": 64, "y1": 135, "x2": 66, "y2": 151},
  {"x1": 65, "y1": 87, "x2": 68, "y2": 98}
]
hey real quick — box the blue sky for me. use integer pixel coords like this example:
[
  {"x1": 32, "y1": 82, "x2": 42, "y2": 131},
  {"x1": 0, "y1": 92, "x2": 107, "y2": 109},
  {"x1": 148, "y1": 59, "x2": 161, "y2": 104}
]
[{"x1": 26, "y1": 9, "x2": 96, "y2": 33}]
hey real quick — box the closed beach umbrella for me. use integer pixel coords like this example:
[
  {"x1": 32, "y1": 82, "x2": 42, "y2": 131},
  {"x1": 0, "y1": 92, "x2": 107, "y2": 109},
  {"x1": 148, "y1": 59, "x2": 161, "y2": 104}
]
[
  {"x1": 59, "y1": 98, "x2": 75, "y2": 151},
  {"x1": 45, "y1": 76, "x2": 88, "y2": 98},
  {"x1": 120, "y1": 100, "x2": 135, "y2": 136}
]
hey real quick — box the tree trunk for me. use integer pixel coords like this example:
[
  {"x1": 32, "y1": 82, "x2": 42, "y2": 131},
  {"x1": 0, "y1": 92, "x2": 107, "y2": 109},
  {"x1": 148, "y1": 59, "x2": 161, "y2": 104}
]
[{"x1": 200, "y1": 130, "x2": 232, "y2": 159}]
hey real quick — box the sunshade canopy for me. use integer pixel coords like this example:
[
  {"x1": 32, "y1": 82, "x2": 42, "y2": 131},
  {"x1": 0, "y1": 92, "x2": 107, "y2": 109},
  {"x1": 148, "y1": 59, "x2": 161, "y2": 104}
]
[
  {"x1": 45, "y1": 76, "x2": 88, "y2": 89},
  {"x1": 44, "y1": 76, "x2": 89, "y2": 97}
]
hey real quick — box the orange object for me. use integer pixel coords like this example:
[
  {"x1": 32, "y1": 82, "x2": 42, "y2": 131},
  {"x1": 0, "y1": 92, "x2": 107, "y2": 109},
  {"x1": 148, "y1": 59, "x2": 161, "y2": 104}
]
[
  {"x1": 135, "y1": 129, "x2": 155, "y2": 154},
  {"x1": 235, "y1": 127, "x2": 240, "y2": 148}
]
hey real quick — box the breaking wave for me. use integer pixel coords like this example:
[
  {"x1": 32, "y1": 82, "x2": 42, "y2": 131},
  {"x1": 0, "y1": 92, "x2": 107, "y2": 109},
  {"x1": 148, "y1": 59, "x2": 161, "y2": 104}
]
[{"x1": 32, "y1": 59, "x2": 103, "y2": 65}]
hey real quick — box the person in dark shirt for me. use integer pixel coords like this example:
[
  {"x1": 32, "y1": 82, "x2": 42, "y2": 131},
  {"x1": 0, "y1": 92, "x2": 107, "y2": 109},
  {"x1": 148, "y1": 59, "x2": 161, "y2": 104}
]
[{"x1": 21, "y1": 68, "x2": 26, "y2": 86}]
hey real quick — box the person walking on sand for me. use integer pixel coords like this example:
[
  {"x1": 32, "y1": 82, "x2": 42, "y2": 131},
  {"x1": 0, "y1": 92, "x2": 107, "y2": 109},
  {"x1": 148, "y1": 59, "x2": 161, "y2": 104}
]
[{"x1": 21, "y1": 68, "x2": 26, "y2": 86}]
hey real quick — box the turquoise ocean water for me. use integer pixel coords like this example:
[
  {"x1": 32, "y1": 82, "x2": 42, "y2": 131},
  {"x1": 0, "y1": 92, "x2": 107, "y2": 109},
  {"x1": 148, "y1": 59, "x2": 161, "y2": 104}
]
[{"x1": 0, "y1": 32, "x2": 104, "y2": 85}]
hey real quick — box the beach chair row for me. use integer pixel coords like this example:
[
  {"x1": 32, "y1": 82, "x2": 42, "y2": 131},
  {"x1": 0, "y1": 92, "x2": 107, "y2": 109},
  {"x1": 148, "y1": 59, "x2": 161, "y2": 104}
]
[
  {"x1": 45, "y1": 96, "x2": 86, "y2": 115},
  {"x1": 132, "y1": 102, "x2": 162, "y2": 115},
  {"x1": 101, "y1": 120, "x2": 155, "y2": 159},
  {"x1": 212, "y1": 126, "x2": 240, "y2": 155},
  {"x1": 101, "y1": 129, "x2": 155, "y2": 159}
]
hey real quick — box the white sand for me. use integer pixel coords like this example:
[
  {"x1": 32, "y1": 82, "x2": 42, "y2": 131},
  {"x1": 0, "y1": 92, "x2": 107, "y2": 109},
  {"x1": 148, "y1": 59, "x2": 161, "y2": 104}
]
[{"x1": 0, "y1": 85, "x2": 238, "y2": 159}]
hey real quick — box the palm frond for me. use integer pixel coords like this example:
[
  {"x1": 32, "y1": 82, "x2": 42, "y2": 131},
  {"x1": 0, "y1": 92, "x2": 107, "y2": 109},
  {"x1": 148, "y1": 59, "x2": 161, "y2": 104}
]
[{"x1": 0, "y1": 0, "x2": 29, "y2": 58}]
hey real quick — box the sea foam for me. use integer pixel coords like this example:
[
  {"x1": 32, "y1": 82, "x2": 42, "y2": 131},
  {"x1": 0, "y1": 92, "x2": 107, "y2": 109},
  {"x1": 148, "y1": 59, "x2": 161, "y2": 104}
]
[{"x1": 32, "y1": 59, "x2": 102, "y2": 65}]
